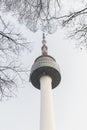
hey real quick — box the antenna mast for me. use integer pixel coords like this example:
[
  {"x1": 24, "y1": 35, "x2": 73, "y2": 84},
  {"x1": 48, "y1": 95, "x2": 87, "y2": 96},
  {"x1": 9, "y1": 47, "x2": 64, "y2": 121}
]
[{"x1": 41, "y1": 33, "x2": 48, "y2": 55}]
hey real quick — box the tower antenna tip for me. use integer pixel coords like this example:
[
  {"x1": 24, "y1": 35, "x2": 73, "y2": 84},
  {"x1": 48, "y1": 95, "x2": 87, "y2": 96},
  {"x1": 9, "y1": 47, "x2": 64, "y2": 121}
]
[
  {"x1": 42, "y1": 33, "x2": 48, "y2": 55},
  {"x1": 43, "y1": 33, "x2": 45, "y2": 41},
  {"x1": 42, "y1": 33, "x2": 46, "y2": 45}
]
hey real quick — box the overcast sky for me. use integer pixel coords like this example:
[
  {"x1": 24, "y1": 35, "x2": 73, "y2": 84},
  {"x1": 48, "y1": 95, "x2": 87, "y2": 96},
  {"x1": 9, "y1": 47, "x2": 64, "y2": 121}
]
[
  {"x1": 0, "y1": 28, "x2": 87, "y2": 130},
  {"x1": 0, "y1": 1, "x2": 87, "y2": 130}
]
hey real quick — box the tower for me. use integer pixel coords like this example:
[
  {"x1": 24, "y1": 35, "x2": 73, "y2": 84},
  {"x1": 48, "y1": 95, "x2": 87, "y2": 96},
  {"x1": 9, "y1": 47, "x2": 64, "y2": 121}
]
[{"x1": 30, "y1": 33, "x2": 61, "y2": 130}]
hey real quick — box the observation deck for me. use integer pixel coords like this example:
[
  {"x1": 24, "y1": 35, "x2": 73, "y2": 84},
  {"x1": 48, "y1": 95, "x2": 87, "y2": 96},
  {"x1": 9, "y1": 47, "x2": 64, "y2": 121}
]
[{"x1": 30, "y1": 55, "x2": 61, "y2": 89}]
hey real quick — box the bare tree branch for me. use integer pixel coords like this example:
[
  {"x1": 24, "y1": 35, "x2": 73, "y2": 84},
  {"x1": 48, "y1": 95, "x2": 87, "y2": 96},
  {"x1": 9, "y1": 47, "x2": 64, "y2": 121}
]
[
  {"x1": 2, "y1": 0, "x2": 87, "y2": 49},
  {"x1": 60, "y1": 7, "x2": 87, "y2": 49},
  {"x1": 2, "y1": 0, "x2": 60, "y2": 33},
  {"x1": 0, "y1": 13, "x2": 31, "y2": 100}
]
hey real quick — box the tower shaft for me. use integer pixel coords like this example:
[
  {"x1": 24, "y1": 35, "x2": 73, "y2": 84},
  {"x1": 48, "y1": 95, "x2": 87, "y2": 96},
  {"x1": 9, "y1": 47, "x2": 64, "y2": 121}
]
[
  {"x1": 40, "y1": 75, "x2": 56, "y2": 130},
  {"x1": 30, "y1": 34, "x2": 61, "y2": 130}
]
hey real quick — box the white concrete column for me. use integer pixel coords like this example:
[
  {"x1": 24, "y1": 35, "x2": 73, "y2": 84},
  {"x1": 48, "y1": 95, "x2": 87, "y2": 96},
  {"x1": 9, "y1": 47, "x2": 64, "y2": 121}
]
[{"x1": 40, "y1": 75, "x2": 56, "y2": 130}]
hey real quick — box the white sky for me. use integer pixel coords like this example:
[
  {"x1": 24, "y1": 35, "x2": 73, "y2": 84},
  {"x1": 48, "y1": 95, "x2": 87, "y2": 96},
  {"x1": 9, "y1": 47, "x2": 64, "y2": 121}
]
[
  {"x1": 0, "y1": 28, "x2": 87, "y2": 130},
  {"x1": 0, "y1": 1, "x2": 87, "y2": 130}
]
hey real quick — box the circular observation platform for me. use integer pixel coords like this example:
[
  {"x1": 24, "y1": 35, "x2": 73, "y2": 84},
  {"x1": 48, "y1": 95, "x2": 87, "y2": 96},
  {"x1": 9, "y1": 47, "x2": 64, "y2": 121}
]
[{"x1": 30, "y1": 55, "x2": 61, "y2": 89}]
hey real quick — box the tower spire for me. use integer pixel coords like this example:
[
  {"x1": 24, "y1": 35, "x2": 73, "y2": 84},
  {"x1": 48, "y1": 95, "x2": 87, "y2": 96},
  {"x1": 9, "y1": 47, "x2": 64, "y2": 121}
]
[{"x1": 41, "y1": 33, "x2": 48, "y2": 55}]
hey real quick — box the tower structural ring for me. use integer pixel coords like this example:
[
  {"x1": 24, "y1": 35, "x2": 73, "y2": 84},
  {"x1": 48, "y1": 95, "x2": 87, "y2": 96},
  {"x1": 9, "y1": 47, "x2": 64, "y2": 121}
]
[{"x1": 30, "y1": 55, "x2": 61, "y2": 89}]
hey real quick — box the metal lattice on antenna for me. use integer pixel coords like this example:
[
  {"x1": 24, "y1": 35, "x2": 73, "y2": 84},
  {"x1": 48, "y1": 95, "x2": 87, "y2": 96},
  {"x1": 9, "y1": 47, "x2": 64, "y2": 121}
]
[{"x1": 41, "y1": 33, "x2": 48, "y2": 55}]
